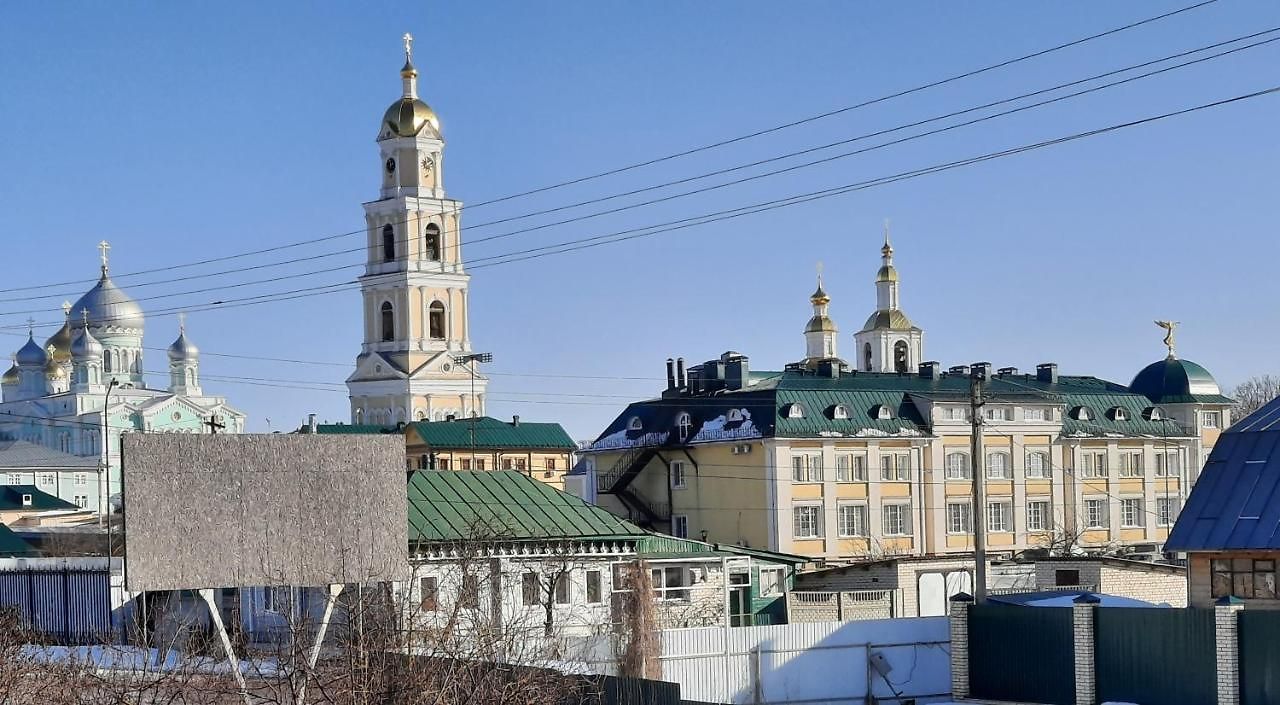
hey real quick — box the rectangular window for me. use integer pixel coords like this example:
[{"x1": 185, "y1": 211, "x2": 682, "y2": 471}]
[
  {"x1": 1024, "y1": 407, "x2": 1047, "y2": 421},
  {"x1": 546, "y1": 459, "x2": 556, "y2": 472},
  {"x1": 882, "y1": 504, "x2": 911, "y2": 536},
  {"x1": 437, "y1": 458, "x2": 451, "y2": 471},
  {"x1": 946, "y1": 502, "x2": 972, "y2": 534},
  {"x1": 460, "y1": 458, "x2": 472, "y2": 470},
  {"x1": 1025, "y1": 450, "x2": 1049, "y2": 479},
  {"x1": 1121, "y1": 498, "x2": 1144, "y2": 528},
  {"x1": 984, "y1": 407, "x2": 1010, "y2": 422},
  {"x1": 1119, "y1": 452, "x2": 1144, "y2": 478},
  {"x1": 1154, "y1": 452, "x2": 1180, "y2": 477},
  {"x1": 759, "y1": 567, "x2": 785, "y2": 597},
  {"x1": 1202, "y1": 411, "x2": 1222, "y2": 429},
  {"x1": 947, "y1": 407, "x2": 968, "y2": 421},
  {"x1": 986, "y1": 501, "x2": 1012, "y2": 533},
  {"x1": 672, "y1": 514, "x2": 689, "y2": 539},
  {"x1": 586, "y1": 570, "x2": 603, "y2": 604},
  {"x1": 1056, "y1": 569, "x2": 1081, "y2": 587},
  {"x1": 475, "y1": 458, "x2": 486, "y2": 471},
  {"x1": 419, "y1": 576, "x2": 438, "y2": 611},
  {"x1": 880, "y1": 453, "x2": 911, "y2": 481},
  {"x1": 515, "y1": 458, "x2": 528, "y2": 471},
  {"x1": 1081, "y1": 452, "x2": 1108, "y2": 478},
  {"x1": 1156, "y1": 497, "x2": 1180, "y2": 526},
  {"x1": 835, "y1": 453, "x2": 866, "y2": 482},
  {"x1": 1211, "y1": 558, "x2": 1278, "y2": 600},
  {"x1": 1026, "y1": 500, "x2": 1050, "y2": 532},
  {"x1": 1085, "y1": 499, "x2": 1108, "y2": 529},
  {"x1": 670, "y1": 461, "x2": 687, "y2": 489},
  {"x1": 791, "y1": 453, "x2": 823, "y2": 483},
  {"x1": 502, "y1": 458, "x2": 514, "y2": 470},
  {"x1": 944, "y1": 453, "x2": 971, "y2": 480},
  {"x1": 652, "y1": 567, "x2": 689, "y2": 601},
  {"x1": 74, "y1": 473, "x2": 87, "y2": 486},
  {"x1": 792, "y1": 505, "x2": 822, "y2": 539},
  {"x1": 74, "y1": 495, "x2": 88, "y2": 508},
  {"x1": 986, "y1": 452, "x2": 1011, "y2": 480},
  {"x1": 837, "y1": 504, "x2": 867, "y2": 537},
  {"x1": 522, "y1": 573, "x2": 540, "y2": 605},
  {"x1": 460, "y1": 574, "x2": 481, "y2": 610},
  {"x1": 555, "y1": 572, "x2": 570, "y2": 604},
  {"x1": 39, "y1": 473, "x2": 54, "y2": 487}
]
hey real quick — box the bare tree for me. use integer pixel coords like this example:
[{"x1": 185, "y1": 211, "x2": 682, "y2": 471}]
[{"x1": 1230, "y1": 375, "x2": 1280, "y2": 419}]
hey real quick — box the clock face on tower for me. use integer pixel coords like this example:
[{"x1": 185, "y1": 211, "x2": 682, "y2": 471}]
[{"x1": 384, "y1": 158, "x2": 396, "y2": 174}]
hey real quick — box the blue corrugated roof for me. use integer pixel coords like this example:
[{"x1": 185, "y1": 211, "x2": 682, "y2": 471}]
[{"x1": 1165, "y1": 395, "x2": 1280, "y2": 551}]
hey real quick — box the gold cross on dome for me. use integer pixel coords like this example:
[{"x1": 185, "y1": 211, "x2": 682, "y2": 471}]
[
  {"x1": 403, "y1": 32, "x2": 414, "y2": 60},
  {"x1": 61, "y1": 300, "x2": 72, "y2": 318},
  {"x1": 178, "y1": 311, "x2": 186, "y2": 333},
  {"x1": 97, "y1": 240, "x2": 111, "y2": 271},
  {"x1": 25, "y1": 317, "x2": 34, "y2": 334}
]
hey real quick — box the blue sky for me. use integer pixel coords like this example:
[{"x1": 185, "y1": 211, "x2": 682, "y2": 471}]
[{"x1": 0, "y1": 2, "x2": 1276, "y2": 440}]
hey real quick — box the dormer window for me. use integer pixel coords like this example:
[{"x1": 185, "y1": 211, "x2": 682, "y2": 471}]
[
  {"x1": 831, "y1": 405, "x2": 850, "y2": 420},
  {"x1": 1142, "y1": 406, "x2": 1165, "y2": 422},
  {"x1": 1109, "y1": 407, "x2": 1128, "y2": 421},
  {"x1": 785, "y1": 403, "x2": 805, "y2": 419},
  {"x1": 872, "y1": 404, "x2": 894, "y2": 420},
  {"x1": 21, "y1": 494, "x2": 32, "y2": 507},
  {"x1": 626, "y1": 416, "x2": 643, "y2": 431},
  {"x1": 1071, "y1": 406, "x2": 1092, "y2": 421},
  {"x1": 727, "y1": 409, "x2": 743, "y2": 423},
  {"x1": 675, "y1": 412, "x2": 691, "y2": 442}
]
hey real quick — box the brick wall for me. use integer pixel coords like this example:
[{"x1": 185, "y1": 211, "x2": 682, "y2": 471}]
[{"x1": 1100, "y1": 564, "x2": 1187, "y2": 607}]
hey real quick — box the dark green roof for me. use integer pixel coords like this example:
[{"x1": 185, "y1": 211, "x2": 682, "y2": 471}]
[
  {"x1": 407, "y1": 470, "x2": 648, "y2": 543},
  {"x1": 409, "y1": 417, "x2": 575, "y2": 450},
  {"x1": 1059, "y1": 393, "x2": 1185, "y2": 438},
  {"x1": 1128, "y1": 357, "x2": 1233, "y2": 405},
  {"x1": 0, "y1": 485, "x2": 79, "y2": 511},
  {"x1": 303, "y1": 424, "x2": 400, "y2": 435},
  {"x1": 0, "y1": 524, "x2": 37, "y2": 557}
]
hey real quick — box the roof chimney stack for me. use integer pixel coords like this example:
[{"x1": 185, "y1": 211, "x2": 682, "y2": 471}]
[
  {"x1": 307, "y1": 413, "x2": 317, "y2": 434},
  {"x1": 676, "y1": 357, "x2": 686, "y2": 388},
  {"x1": 665, "y1": 358, "x2": 676, "y2": 390},
  {"x1": 1036, "y1": 363, "x2": 1059, "y2": 384},
  {"x1": 919, "y1": 361, "x2": 941, "y2": 380},
  {"x1": 512, "y1": 415, "x2": 520, "y2": 427}
]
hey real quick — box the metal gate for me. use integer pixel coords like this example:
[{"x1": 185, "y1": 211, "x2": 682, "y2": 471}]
[
  {"x1": 1095, "y1": 607, "x2": 1217, "y2": 705},
  {"x1": 0, "y1": 568, "x2": 111, "y2": 643},
  {"x1": 1240, "y1": 610, "x2": 1280, "y2": 705},
  {"x1": 968, "y1": 605, "x2": 1075, "y2": 705}
]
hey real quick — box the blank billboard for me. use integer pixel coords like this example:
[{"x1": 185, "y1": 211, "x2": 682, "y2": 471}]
[{"x1": 122, "y1": 434, "x2": 407, "y2": 592}]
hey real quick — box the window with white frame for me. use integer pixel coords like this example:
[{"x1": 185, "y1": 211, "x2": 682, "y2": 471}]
[
  {"x1": 1121, "y1": 498, "x2": 1144, "y2": 528},
  {"x1": 837, "y1": 504, "x2": 868, "y2": 537},
  {"x1": 882, "y1": 503, "x2": 911, "y2": 536},
  {"x1": 586, "y1": 570, "x2": 603, "y2": 604},
  {"x1": 1154, "y1": 452, "x2": 1181, "y2": 477},
  {"x1": 1081, "y1": 451, "x2": 1108, "y2": 478},
  {"x1": 1084, "y1": 499, "x2": 1109, "y2": 528},
  {"x1": 651, "y1": 567, "x2": 689, "y2": 601},
  {"x1": 759, "y1": 567, "x2": 784, "y2": 597},
  {"x1": 1024, "y1": 407, "x2": 1047, "y2": 421},
  {"x1": 1202, "y1": 411, "x2": 1222, "y2": 429},
  {"x1": 986, "y1": 452, "x2": 1011, "y2": 479},
  {"x1": 262, "y1": 586, "x2": 291, "y2": 614},
  {"x1": 74, "y1": 495, "x2": 88, "y2": 508},
  {"x1": 984, "y1": 407, "x2": 1010, "y2": 422},
  {"x1": 670, "y1": 460, "x2": 687, "y2": 489},
  {"x1": 786, "y1": 404, "x2": 805, "y2": 419},
  {"x1": 946, "y1": 407, "x2": 968, "y2": 421},
  {"x1": 554, "y1": 572, "x2": 570, "y2": 604},
  {"x1": 6, "y1": 474, "x2": 19, "y2": 485},
  {"x1": 1119, "y1": 452, "x2": 1144, "y2": 478},
  {"x1": 791, "y1": 453, "x2": 823, "y2": 482},
  {"x1": 1026, "y1": 500, "x2": 1050, "y2": 532},
  {"x1": 945, "y1": 452, "x2": 971, "y2": 480},
  {"x1": 792, "y1": 505, "x2": 822, "y2": 538},
  {"x1": 626, "y1": 416, "x2": 643, "y2": 431},
  {"x1": 73, "y1": 473, "x2": 87, "y2": 486},
  {"x1": 672, "y1": 514, "x2": 689, "y2": 538},
  {"x1": 832, "y1": 405, "x2": 850, "y2": 420},
  {"x1": 986, "y1": 501, "x2": 1012, "y2": 532},
  {"x1": 39, "y1": 473, "x2": 54, "y2": 487},
  {"x1": 1025, "y1": 450, "x2": 1050, "y2": 478},
  {"x1": 522, "y1": 572, "x2": 541, "y2": 605},
  {"x1": 946, "y1": 502, "x2": 972, "y2": 534},
  {"x1": 835, "y1": 452, "x2": 867, "y2": 482},
  {"x1": 419, "y1": 576, "x2": 438, "y2": 611},
  {"x1": 675, "y1": 412, "x2": 691, "y2": 442},
  {"x1": 1156, "y1": 497, "x2": 1180, "y2": 526},
  {"x1": 880, "y1": 452, "x2": 911, "y2": 481}
]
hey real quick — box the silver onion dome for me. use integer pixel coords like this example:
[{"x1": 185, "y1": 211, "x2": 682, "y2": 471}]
[
  {"x1": 72, "y1": 270, "x2": 145, "y2": 331},
  {"x1": 70, "y1": 325, "x2": 104, "y2": 360},
  {"x1": 167, "y1": 328, "x2": 199, "y2": 362}
]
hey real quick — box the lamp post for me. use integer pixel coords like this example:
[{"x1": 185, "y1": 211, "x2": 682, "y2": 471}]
[
  {"x1": 100, "y1": 378, "x2": 118, "y2": 533},
  {"x1": 452, "y1": 352, "x2": 492, "y2": 470}
]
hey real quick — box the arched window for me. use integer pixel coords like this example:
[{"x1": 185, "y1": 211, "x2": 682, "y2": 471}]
[
  {"x1": 945, "y1": 452, "x2": 970, "y2": 480},
  {"x1": 675, "y1": 412, "x2": 691, "y2": 442},
  {"x1": 380, "y1": 302, "x2": 395, "y2": 342},
  {"x1": 424, "y1": 224, "x2": 441, "y2": 261},
  {"x1": 986, "y1": 451, "x2": 1011, "y2": 479},
  {"x1": 428, "y1": 301, "x2": 446, "y2": 340},
  {"x1": 893, "y1": 340, "x2": 910, "y2": 373},
  {"x1": 863, "y1": 343, "x2": 873, "y2": 372},
  {"x1": 382, "y1": 224, "x2": 396, "y2": 261},
  {"x1": 1026, "y1": 451, "x2": 1049, "y2": 478}
]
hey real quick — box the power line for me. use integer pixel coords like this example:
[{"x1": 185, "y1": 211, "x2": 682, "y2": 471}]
[{"x1": 0, "y1": 0, "x2": 1222, "y2": 297}]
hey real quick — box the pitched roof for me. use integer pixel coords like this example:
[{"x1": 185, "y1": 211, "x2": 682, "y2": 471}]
[
  {"x1": 409, "y1": 417, "x2": 575, "y2": 450},
  {"x1": 407, "y1": 470, "x2": 648, "y2": 543},
  {"x1": 0, "y1": 485, "x2": 79, "y2": 511},
  {"x1": 1166, "y1": 396, "x2": 1280, "y2": 551},
  {"x1": 0, "y1": 440, "x2": 98, "y2": 469},
  {"x1": 0, "y1": 523, "x2": 37, "y2": 557}
]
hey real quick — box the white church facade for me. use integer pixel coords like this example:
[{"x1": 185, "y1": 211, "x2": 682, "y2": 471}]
[
  {"x1": 346, "y1": 35, "x2": 488, "y2": 425},
  {"x1": 0, "y1": 244, "x2": 245, "y2": 514}
]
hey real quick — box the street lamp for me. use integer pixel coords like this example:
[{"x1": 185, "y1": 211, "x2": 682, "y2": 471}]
[
  {"x1": 452, "y1": 352, "x2": 492, "y2": 470},
  {"x1": 101, "y1": 378, "x2": 118, "y2": 534}
]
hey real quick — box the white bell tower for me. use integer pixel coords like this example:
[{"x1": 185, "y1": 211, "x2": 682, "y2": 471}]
[{"x1": 853, "y1": 223, "x2": 924, "y2": 373}]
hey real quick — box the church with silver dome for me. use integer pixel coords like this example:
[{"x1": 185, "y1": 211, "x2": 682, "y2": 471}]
[{"x1": 0, "y1": 243, "x2": 245, "y2": 515}]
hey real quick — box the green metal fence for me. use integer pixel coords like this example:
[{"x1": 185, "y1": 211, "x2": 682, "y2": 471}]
[
  {"x1": 1094, "y1": 607, "x2": 1217, "y2": 705},
  {"x1": 1240, "y1": 610, "x2": 1280, "y2": 705},
  {"x1": 968, "y1": 605, "x2": 1075, "y2": 705}
]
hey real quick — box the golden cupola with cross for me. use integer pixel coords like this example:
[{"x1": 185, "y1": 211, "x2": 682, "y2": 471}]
[{"x1": 854, "y1": 223, "x2": 924, "y2": 373}]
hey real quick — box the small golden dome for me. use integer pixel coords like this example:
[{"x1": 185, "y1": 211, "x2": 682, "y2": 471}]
[
  {"x1": 876, "y1": 264, "x2": 899, "y2": 283},
  {"x1": 44, "y1": 357, "x2": 66, "y2": 380},
  {"x1": 45, "y1": 320, "x2": 73, "y2": 364},
  {"x1": 401, "y1": 59, "x2": 418, "y2": 78},
  {"x1": 382, "y1": 98, "x2": 440, "y2": 139},
  {"x1": 805, "y1": 315, "x2": 838, "y2": 334},
  {"x1": 2, "y1": 358, "x2": 18, "y2": 385},
  {"x1": 810, "y1": 285, "x2": 830, "y2": 305}
]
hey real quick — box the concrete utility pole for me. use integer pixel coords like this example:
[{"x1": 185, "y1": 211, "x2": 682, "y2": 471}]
[{"x1": 969, "y1": 372, "x2": 987, "y2": 604}]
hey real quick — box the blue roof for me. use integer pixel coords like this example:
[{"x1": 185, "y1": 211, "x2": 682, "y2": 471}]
[
  {"x1": 989, "y1": 591, "x2": 1164, "y2": 608},
  {"x1": 1165, "y1": 395, "x2": 1280, "y2": 552}
]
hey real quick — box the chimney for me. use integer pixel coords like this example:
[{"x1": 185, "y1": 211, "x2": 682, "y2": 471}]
[
  {"x1": 971, "y1": 362, "x2": 992, "y2": 379},
  {"x1": 665, "y1": 358, "x2": 676, "y2": 390},
  {"x1": 918, "y1": 361, "x2": 941, "y2": 380},
  {"x1": 724, "y1": 353, "x2": 750, "y2": 390},
  {"x1": 1036, "y1": 363, "x2": 1059, "y2": 384},
  {"x1": 512, "y1": 415, "x2": 520, "y2": 427},
  {"x1": 446, "y1": 414, "x2": 457, "y2": 422},
  {"x1": 307, "y1": 413, "x2": 317, "y2": 434},
  {"x1": 948, "y1": 365, "x2": 970, "y2": 376},
  {"x1": 817, "y1": 360, "x2": 840, "y2": 379},
  {"x1": 997, "y1": 366, "x2": 1018, "y2": 377},
  {"x1": 686, "y1": 364, "x2": 704, "y2": 393},
  {"x1": 676, "y1": 357, "x2": 687, "y2": 388}
]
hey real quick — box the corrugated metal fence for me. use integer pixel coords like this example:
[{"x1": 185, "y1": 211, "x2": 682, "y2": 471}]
[
  {"x1": 968, "y1": 604, "x2": 1075, "y2": 705},
  {"x1": 1094, "y1": 607, "x2": 1217, "y2": 705},
  {"x1": 1239, "y1": 610, "x2": 1280, "y2": 705},
  {"x1": 0, "y1": 564, "x2": 111, "y2": 643}
]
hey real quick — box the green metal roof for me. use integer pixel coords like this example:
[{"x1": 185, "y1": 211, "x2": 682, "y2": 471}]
[
  {"x1": 409, "y1": 417, "x2": 575, "y2": 450},
  {"x1": 0, "y1": 485, "x2": 79, "y2": 511},
  {"x1": 407, "y1": 470, "x2": 648, "y2": 543},
  {"x1": 1128, "y1": 357, "x2": 1233, "y2": 405},
  {"x1": 0, "y1": 523, "x2": 37, "y2": 557}
]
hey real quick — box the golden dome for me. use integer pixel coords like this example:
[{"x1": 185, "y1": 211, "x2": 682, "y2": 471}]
[
  {"x1": 382, "y1": 98, "x2": 440, "y2": 139},
  {"x1": 45, "y1": 318, "x2": 73, "y2": 364},
  {"x1": 876, "y1": 264, "x2": 899, "y2": 283},
  {"x1": 862, "y1": 309, "x2": 916, "y2": 331},
  {"x1": 805, "y1": 315, "x2": 838, "y2": 334},
  {"x1": 2, "y1": 357, "x2": 18, "y2": 385},
  {"x1": 810, "y1": 284, "x2": 830, "y2": 305},
  {"x1": 44, "y1": 356, "x2": 66, "y2": 380}
]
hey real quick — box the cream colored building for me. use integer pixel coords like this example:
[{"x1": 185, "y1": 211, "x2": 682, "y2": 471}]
[
  {"x1": 347, "y1": 35, "x2": 488, "y2": 425},
  {"x1": 571, "y1": 236, "x2": 1232, "y2": 563}
]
